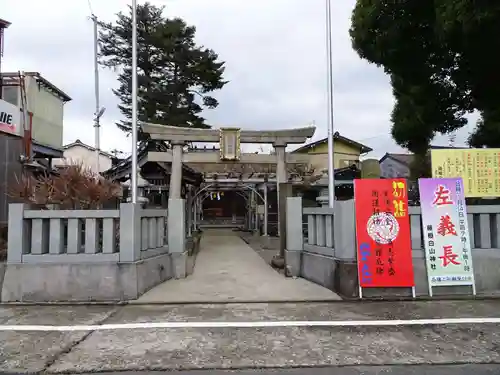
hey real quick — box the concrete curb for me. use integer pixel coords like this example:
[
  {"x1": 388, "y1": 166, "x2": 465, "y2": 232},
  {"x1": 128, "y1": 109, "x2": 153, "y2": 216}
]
[
  {"x1": 126, "y1": 299, "x2": 343, "y2": 305},
  {"x1": 106, "y1": 294, "x2": 500, "y2": 305},
  {"x1": 337, "y1": 294, "x2": 500, "y2": 302},
  {"x1": 0, "y1": 301, "x2": 130, "y2": 306},
  {"x1": 1, "y1": 294, "x2": 500, "y2": 306},
  {"x1": 41, "y1": 362, "x2": 500, "y2": 373}
]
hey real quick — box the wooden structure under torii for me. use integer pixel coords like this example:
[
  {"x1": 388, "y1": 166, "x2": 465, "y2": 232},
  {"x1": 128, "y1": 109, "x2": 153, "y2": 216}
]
[
  {"x1": 103, "y1": 140, "x2": 203, "y2": 200},
  {"x1": 140, "y1": 123, "x2": 316, "y2": 199},
  {"x1": 140, "y1": 123, "x2": 316, "y2": 236}
]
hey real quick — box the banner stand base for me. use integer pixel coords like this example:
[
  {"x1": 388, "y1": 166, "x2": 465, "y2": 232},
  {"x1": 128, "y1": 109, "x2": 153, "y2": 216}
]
[
  {"x1": 358, "y1": 286, "x2": 417, "y2": 300},
  {"x1": 429, "y1": 282, "x2": 476, "y2": 298}
]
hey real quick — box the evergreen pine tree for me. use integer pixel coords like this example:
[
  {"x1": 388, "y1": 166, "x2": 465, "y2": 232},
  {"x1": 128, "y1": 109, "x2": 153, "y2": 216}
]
[{"x1": 98, "y1": 2, "x2": 227, "y2": 132}]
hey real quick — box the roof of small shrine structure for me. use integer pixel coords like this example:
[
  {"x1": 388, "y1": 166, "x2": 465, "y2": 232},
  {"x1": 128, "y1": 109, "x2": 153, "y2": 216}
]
[{"x1": 103, "y1": 141, "x2": 202, "y2": 186}]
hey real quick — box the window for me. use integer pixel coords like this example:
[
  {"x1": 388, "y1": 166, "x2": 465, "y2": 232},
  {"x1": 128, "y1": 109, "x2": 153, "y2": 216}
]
[
  {"x1": 340, "y1": 159, "x2": 359, "y2": 168},
  {"x1": 2, "y1": 86, "x2": 19, "y2": 106}
]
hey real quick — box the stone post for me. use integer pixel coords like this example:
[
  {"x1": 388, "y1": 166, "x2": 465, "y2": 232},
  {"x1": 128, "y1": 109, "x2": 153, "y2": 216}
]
[
  {"x1": 285, "y1": 197, "x2": 303, "y2": 276},
  {"x1": 169, "y1": 142, "x2": 183, "y2": 199},
  {"x1": 168, "y1": 198, "x2": 187, "y2": 278},
  {"x1": 186, "y1": 188, "x2": 193, "y2": 238},
  {"x1": 333, "y1": 199, "x2": 358, "y2": 297},
  {"x1": 274, "y1": 144, "x2": 287, "y2": 237},
  {"x1": 119, "y1": 203, "x2": 141, "y2": 262},
  {"x1": 7, "y1": 203, "x2": 27, "y2": 263},
  {"x1": 334, "y1": 200, "x2": 356, "y2": 261},
  {"x1": 251, "y1": 189, "x2": 258, "y2": 234},
  {"x1": 248, "y1": 189, "x2": 254, "y2": 231},
  {"x1": 278, "y1": 182, "x2": 293, "y2": 258},
  {"x1": 263, "y1": 183, "x2": 268, "y2": 237},
  {"x1": 193, "y1": 194, "x2": 198, "y2": 232}
]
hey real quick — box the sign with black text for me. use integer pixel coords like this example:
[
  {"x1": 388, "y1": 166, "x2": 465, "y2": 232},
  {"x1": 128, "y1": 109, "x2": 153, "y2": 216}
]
[{"x1": 0, "y1": 99, "x2": 22, "y2": 136}]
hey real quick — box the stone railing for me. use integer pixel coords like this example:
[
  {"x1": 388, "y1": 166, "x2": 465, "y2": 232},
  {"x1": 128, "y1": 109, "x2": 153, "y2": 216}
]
[
  {"x1": 302, "y1": 207, "x2": 334, "y2": 256},
  {"x1": 2, "y1": 198, "x2": 192, "y2": 302},
  {"x1": 7, "y1": 203, "x2": 169, "y2": 263},
  {"x1": 286, "y1": 197, "x2": 500, "y2": 298},
  {"x1": 138, "y1": 209, "x2": 169, "y2": 259},
  {"x1": 409, "y1": 205, "x2": 500, "y2": 252}
]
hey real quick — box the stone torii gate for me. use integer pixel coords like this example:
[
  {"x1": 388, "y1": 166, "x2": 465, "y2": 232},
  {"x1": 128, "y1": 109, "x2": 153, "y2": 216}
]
[{"x1": 140, "y1": 123, "x2": 316, "y2": 199}]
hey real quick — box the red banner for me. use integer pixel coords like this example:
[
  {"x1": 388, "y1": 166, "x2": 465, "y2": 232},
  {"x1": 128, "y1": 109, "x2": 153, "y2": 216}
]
[{"x1": 354, "y1": 179, "x2": 415, "y2": 288}]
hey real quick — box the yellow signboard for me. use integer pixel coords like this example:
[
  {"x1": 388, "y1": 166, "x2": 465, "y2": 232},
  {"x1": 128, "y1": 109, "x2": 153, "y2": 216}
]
[{"x1": 431, "y1": 148, "x2": 500, "y2": 197}]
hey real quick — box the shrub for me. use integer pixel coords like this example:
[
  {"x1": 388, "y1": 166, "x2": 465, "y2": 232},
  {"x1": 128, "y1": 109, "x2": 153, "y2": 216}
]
[{"x1": 8, "y1": 162, "x2": 122, "y2": 209}]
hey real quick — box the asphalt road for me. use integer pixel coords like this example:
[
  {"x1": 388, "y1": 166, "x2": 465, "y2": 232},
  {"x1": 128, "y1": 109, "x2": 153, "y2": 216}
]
[
  {"x1": 83, "y1": 365, "x2": 500, "y2": 375},
  {"x1": 3, "y1": 300, "x2": 500, "y2": 373}
]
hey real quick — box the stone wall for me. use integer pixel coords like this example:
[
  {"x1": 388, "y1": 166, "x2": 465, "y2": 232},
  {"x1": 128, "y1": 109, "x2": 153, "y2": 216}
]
[
  {"x1": 285, "y1": 197, "x2": 500, "y2": 299},
  {"x1": 1, "y1": 199, "x2": 192, "y2": 302}
]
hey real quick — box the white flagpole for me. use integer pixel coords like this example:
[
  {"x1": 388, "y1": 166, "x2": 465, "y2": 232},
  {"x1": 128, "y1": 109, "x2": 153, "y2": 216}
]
[
  {"x1": 131, "y1": 0, "x2": 138, "y2": 204},
  {"x1": 325, "y1": 0, "x2": 335, "y2": 209}
]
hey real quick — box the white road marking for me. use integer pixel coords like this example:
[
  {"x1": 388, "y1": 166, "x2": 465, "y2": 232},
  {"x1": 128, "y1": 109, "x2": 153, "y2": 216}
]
[{"x1": 0, "y1": 317, "x2": 499, "y2": 331}]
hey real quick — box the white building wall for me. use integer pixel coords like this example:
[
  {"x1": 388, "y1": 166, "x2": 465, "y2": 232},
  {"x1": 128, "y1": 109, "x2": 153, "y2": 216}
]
[
  {"x1": 1, "y1": 75, "x2": 66, "y2": 149},
  {"x1": 26, "y1": 76, "x2": 65, "y2": 149},
  {"x1": 53, "y1": 145, "x2": 112, "y2": 174}
]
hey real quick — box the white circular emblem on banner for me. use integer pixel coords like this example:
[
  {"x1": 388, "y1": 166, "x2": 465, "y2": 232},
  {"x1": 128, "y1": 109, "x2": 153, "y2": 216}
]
[{"x1": 366, "y1": 212, "x2": 399, "y2": 244}]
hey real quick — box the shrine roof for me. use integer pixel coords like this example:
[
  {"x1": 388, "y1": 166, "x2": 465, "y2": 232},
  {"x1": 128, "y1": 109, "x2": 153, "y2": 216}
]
[{"x1": 102, "y1": 141, "x2": 202, "y2": 184}]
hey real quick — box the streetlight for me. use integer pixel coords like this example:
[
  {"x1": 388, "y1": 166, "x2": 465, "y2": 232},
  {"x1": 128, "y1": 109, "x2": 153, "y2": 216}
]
[
  {"x1": 325, "y1": 0, "x2": 335, "y2": 209},
  {"x1": 131, "y1": 0, "x2": 138, "y2": 204}
]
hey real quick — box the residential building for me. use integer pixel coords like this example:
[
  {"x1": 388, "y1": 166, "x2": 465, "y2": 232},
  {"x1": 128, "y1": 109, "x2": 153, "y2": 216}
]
[
  {"x1": 291, "y1": 132, "x2": 373, "y2": 171},
  {"x1": 379, "y1": 146, "x2": 468, "y2": 178},
  {"x1": 53, "y1": 139, "x2": 115, "y2": 174},
  {"x1": 0, "y1": 30, "x2": 72, "y2": 222},
  {"x1": 1, "y1": 72, "x2": 71, "y2": 151},
  {"x1": 379, "y1": 153, "x2": 414, "y2": 178}
]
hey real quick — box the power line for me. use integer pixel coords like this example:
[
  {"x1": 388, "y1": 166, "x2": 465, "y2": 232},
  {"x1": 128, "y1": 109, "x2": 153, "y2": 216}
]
[{"x1": 358, "y1": 133, "x2": 391, "y2": 142}]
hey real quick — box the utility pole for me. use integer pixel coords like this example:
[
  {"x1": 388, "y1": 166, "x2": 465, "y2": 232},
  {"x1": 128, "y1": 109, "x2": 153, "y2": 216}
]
[
  {"x1": 91, "y1": 14, "x2": 105, "y2": 175},
  {"x1": 0, "y1": 19, "x2": 12, "y2": 100}
]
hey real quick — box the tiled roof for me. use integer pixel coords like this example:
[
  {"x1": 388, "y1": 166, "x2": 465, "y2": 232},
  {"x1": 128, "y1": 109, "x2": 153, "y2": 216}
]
[
  {"x1": 380, "y1": 145, "x2": 469, "y2": 165},
  {"x1": 291, "y1": 133, "x2": 372, "y2": 154},
  {"x1": 386, "y1": 153, "x2": 414, "y2": 166}
]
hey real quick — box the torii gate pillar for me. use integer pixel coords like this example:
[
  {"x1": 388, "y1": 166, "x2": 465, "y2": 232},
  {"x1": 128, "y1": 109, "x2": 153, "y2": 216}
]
[{"x1": 169, "y1": 142, "x2": 184, "y2": 199}]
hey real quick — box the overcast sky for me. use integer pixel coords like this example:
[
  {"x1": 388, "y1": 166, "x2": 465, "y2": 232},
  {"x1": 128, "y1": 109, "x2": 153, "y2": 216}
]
[{"x1": 1, "y1": 0, "x2": 477, "y2": 158}]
